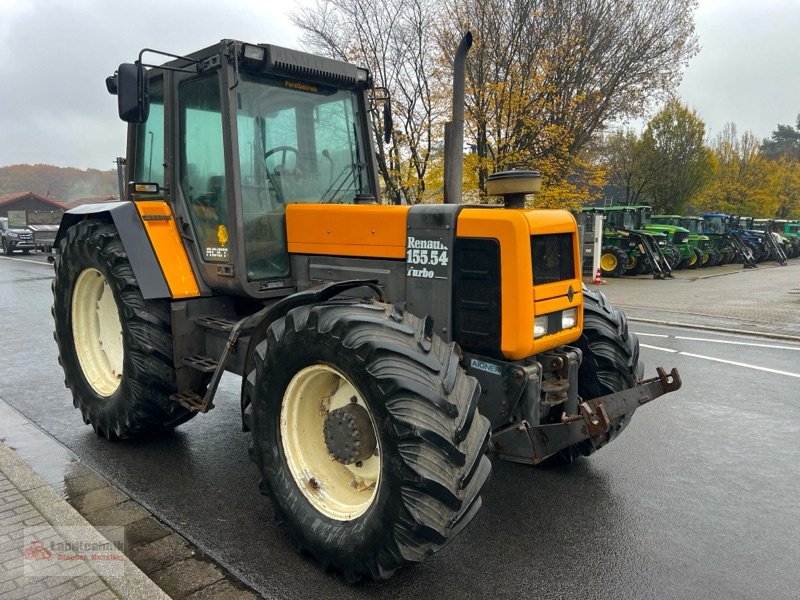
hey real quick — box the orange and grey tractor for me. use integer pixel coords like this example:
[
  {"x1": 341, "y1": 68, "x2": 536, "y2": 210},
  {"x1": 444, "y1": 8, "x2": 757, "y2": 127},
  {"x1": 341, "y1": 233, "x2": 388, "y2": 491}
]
[{"x1": 51, "y1": 34, "x2": 681, "y2": 581}]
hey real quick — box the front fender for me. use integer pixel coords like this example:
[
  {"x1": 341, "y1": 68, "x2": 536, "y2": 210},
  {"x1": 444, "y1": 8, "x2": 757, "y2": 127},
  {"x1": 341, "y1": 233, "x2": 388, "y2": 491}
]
[{"x1": 54, "y1": 202, "x2": 171, "y2": 299}]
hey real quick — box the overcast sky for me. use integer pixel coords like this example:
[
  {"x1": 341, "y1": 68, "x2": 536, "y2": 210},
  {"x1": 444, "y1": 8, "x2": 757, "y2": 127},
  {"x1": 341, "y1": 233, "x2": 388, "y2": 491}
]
[{"x1": 1, "y1": 0, "x2": 799, "y2": 171}]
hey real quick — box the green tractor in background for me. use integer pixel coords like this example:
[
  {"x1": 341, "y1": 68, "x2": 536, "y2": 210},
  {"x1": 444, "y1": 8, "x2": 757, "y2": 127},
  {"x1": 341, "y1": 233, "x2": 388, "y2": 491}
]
[
  {"x1": 778, "y1": 220, "x2": 800, "y2": 258},
  {"x1": 701, "y1": 213, "x2": 741, "y2": 266},
  {"x1": 755, "y1": 219, "x2": 799, "y2": 259},
  {"x1": 640, "y1": 209, "x2": 702, "y2": 269},
  {"x1": 582, "y1": 206, "x2": 674, "y2": 279},
  {"x1": 650, "y1": 215, "x2": 718, "y2": 267}
]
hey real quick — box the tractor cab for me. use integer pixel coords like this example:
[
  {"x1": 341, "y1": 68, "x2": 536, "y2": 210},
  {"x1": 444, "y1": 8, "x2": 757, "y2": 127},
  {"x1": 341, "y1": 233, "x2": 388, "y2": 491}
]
[{"x1": 106, "y1": 41, "x2": 381, "y2": 299}]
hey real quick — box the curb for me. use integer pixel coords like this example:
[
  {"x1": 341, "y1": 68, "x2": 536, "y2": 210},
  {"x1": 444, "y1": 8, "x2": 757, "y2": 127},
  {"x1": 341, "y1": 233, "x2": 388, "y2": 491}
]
[{"x1": 0, "y1": 443, "x2": 170, "y2": 600}]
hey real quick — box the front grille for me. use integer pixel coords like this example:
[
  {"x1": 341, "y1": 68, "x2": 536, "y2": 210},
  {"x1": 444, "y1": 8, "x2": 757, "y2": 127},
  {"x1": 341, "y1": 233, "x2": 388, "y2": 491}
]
[
  {"x1": 531, "y1": 233, "x2": 574, "y2": 285},
  {"x1": 452, "y1": 238, "x2": 502, "y2": 357},
  {"x1": 673, "y1": 232, "x2": 688, "y2": 244}
]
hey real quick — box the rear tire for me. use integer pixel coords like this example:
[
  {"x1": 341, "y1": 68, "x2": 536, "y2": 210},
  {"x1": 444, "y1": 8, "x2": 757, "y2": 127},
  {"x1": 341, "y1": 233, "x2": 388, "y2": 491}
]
[
  {"x1": 705, "y1": 248, "x2": 719, "y2": 267},
  {"x1": 52, "y1": 220, "x2": 197, "y2": 439},
  {"x1": 661, "y1": 243, "x2": 681, "y2": 270},
  {"x1": 546, "y1": 286, "x2": 642, "y2": 464},
  {"x1": 245, "y1": 301, "x2": 491, "y2": 581}
]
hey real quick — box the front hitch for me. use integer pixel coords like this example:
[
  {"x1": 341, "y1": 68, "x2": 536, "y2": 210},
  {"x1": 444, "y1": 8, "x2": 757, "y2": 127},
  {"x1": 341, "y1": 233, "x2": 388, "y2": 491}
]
[{"x1": 491, "y1": 368, "x2": 682, "y2": 464}]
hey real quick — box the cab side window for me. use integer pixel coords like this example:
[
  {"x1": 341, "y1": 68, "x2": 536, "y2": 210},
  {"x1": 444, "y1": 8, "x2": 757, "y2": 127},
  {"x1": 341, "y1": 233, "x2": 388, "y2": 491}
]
[
  {"x1": 179, "y1": 74, "x2": 230, "y2": 263},
  {"x1": 135, "y1": 78, "x2": 164, "y2": 187}
]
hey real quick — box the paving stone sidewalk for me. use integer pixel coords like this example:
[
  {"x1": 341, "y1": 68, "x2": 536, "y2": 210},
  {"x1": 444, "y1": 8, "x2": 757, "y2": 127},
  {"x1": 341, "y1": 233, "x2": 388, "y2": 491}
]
[
  {"x1": 587, "y1": 260, "x2": 800, "y2": 340},
  {"x1": 0, "y1": 399, "x2": 259, "y2": 600},
  {"x1": 0, "y1": 442, "x2": 169, "y2": 600}
]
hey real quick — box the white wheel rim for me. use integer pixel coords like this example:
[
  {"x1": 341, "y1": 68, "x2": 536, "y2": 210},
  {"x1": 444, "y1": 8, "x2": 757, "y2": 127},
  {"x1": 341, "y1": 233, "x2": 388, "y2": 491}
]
[
  {"x1": 281, "y1": 365, "x2": 381, "y2": 521},
  {"x1": 71, "y1": 268, "x2": 124, "y2": 397}
]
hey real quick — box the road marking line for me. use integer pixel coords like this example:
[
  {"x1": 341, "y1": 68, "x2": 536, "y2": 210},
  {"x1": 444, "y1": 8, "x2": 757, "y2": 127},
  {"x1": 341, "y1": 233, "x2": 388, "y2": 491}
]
[
  {"x1": 641, "y1": 343, "x2": 800, "y2": 378},
  {"x1": 641, "y1": 343, "x2": 678, "y2": 353},
  {"x1": 0, "y1": 256, "x2": 52, "y2": 267},
  {"x1": 674, "y1": 335, "x2": 800, "y2": 351},
  {"x1": 679, "y1": 352, "x2": 800, "y2": 379},
  {"x1": 636, "y1": 330, "x2": 800, "y2": 351}
]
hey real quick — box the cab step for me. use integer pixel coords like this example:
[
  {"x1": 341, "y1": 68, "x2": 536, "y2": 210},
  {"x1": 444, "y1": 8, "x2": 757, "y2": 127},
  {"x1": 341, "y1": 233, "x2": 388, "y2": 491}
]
[
  {"x1": 193, "y1": 316, "x2": 237, "y2": 332},
  {"x1": 182, "y1": 355, "x2": 218, "y2": 373},
  {"x1": 170, "y1": 391, "x2": 214, "y2": 413}
]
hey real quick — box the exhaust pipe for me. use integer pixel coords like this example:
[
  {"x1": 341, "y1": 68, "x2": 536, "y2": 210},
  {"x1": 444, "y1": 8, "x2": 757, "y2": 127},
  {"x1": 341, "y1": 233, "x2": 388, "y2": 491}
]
[{"x1": 443, "y1": 31, "x2": 472, "y2": 205}]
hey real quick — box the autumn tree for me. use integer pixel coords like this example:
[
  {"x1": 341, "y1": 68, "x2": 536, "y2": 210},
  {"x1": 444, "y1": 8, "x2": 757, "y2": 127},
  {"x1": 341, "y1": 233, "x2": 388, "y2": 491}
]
[
  {"x1": 636, "y1": 100, "x2": 712, "y2": 213},
  {"x1": 757, "y1": 117, "x2": 800, "y2": 217},
  {"x1": 292, "y1": 0, "x2": 447, "y2": 204},
  {"x1": 599, "y1": 128, "x2": 649, "y2": 205},
  {"x1": 697, "y1": 124, "x2": 781, "y2": 217},
  {"x1": 772, "y1": 157, "x2": 800, "y2": 219},
  {"x1": 294, "y1": 0, "x2": 699, "y2": 206},
  {"x1": 437, "y1": 0, "x2": 699, "y2": 206},
  {"x1": 761, "y1": 116, "x2": 800, "y2": 161}
]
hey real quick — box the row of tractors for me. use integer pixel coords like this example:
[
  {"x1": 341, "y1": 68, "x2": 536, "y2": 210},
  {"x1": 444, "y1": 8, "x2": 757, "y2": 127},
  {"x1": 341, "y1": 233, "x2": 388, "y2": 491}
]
[{"x1": 579, "y1": 205, "x2": 800, "y2": 279}]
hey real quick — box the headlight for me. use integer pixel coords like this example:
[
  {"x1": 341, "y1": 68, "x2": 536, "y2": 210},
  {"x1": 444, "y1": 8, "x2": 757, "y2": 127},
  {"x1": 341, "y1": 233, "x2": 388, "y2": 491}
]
[
  {"x1": 7, "y1": 232, "x2": 18, "y2": 238},
  {"x1": 533, "y1": 315, "x2": 548, "y2": 339},
  {"x1": 561, "y1": 308, "x2": 578, "y2": 329}
]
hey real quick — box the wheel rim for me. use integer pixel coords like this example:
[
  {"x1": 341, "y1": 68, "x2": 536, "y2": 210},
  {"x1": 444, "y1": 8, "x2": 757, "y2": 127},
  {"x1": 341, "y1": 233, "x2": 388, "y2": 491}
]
[
  {"x1": 600, "y1": 253, "x2": 617, "y2": 272},
  {"x1": 688, "y1": 252, "x2": 697, "y2": 266},
  {"x1": 281, "y1": 364, "x2": 381, "y2": 521},
  {"x1": 71, "y1": 268, "x2": 123, "y2": 397},
  {"x1": 627, "y1": 254, "x2": 637, "y2": 270}
]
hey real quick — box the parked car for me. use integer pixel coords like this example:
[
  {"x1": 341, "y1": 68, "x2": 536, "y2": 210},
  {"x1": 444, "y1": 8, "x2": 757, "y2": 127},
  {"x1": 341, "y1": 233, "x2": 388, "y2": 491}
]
[{"x1": 0, "y1": 216, "x2": 36, "y2": 254}]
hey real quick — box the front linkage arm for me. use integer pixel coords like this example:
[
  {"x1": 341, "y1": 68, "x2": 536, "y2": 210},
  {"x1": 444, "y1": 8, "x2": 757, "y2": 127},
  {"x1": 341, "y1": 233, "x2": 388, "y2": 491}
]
[{"x1": 492, "y1": 368, "x2": 682, "y2": 464}]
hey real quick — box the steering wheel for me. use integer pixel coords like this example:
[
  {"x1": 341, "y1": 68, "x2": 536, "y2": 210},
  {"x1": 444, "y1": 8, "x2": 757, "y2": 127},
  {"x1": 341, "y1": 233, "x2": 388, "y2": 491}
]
[{"x1": 264, "y1": 146, "x2": 299, "y2": 173}]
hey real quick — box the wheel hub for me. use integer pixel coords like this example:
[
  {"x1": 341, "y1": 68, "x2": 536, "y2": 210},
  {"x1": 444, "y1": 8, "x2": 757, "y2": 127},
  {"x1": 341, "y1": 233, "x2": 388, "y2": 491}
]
[{"x1": 323, "y1": 403, "x2": 377, "y2": 465}]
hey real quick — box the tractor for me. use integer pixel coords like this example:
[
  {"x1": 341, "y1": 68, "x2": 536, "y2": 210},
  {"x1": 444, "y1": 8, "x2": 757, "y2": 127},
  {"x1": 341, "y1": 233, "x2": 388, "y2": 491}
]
[
  {"x1": 777, "y1": 219, "x2": 800, "y2": 258},
  {"x1": 702, "y1": 213, "x2": 759, "y2": 268},
  {"x1": 752, "y1": 219, "x2": 793, "y2": 262},
  {"x1": 635, "y1": 208, "x2": 699, "y2": 270},
  {"x1": 732, "y1": 215, "x2": 786, "y2": 265},
  {"x1": 50, "y1": 36, "x2": 680, "y2": 581},
  {"x1": 650, "y1": 215, "x2": 718, "y2": 267},
  {"x1": 583, "y1": 205, "x2": 675, "y2": 278}
]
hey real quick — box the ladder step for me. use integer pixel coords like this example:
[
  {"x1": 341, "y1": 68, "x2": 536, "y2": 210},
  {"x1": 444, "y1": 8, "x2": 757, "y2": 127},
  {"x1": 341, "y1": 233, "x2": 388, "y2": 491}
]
[
  {"x1": 194, "y1": 316, "x2": 237, "y2": 332},
  {"x1": 182, "y1": 354, "x2": 219, "y2": 373},
  {"x1": 170, "y1": 391, "x2": 214, "y2": 413}
]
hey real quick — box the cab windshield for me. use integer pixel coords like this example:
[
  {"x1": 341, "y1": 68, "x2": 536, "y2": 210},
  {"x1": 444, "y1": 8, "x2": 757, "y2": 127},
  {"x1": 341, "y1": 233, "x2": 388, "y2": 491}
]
[
  {"x1": 705, "y1": 216, "x2": 724, "y2": 233},
  {"x1": 235, "y1": 75, "x2": 368, "y2": 280}
]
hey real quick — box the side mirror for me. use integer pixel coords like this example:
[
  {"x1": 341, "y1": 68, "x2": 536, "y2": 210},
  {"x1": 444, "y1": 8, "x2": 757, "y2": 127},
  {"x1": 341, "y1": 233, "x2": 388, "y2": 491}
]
[{"x1": 116, "y1": 63, "x2": 149, "y2": 123}]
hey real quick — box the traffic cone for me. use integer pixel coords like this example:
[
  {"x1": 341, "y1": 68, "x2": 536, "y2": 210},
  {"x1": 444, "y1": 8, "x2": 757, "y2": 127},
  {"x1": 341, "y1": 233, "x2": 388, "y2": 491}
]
[{"x1": 594, "y1": 267, "x2": 606, "y2": 285}]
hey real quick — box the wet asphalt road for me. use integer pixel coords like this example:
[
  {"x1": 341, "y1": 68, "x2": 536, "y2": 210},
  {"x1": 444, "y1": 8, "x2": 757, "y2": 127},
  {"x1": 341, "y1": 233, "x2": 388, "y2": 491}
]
[{"x1": 1, "y1": 254, "x2": 799, "y2": 599}]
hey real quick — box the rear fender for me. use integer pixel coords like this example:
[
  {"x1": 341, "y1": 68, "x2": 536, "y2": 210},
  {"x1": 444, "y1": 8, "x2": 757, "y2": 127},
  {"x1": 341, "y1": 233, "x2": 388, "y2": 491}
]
[{"x1": 238, "y1": 279, "x2": 385, "y2": 429}]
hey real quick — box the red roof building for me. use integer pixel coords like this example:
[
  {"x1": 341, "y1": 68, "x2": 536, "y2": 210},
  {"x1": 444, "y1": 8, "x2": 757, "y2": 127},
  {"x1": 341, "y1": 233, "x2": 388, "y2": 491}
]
[{"x1": 0, "y1": 192, "x2": 68, "y2": 218}]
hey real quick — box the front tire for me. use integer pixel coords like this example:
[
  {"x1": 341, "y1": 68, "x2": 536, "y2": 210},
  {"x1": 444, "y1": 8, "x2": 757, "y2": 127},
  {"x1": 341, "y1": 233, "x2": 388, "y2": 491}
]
[
  {"x1": 547, "y1": 286, "x2": 642, "y2": 463},
  {"x1": 52, "y1": 220, "x2": 197, "y2": 439},
  {"x1": 600, "y1": 246, "x2": 627, "y2": 278},
  {"x1": 688, "y1": 247, "x2": 703, "y2": 269},
  {"x1": 245, "y1": 301, "x2": 491, "y2": 581}
]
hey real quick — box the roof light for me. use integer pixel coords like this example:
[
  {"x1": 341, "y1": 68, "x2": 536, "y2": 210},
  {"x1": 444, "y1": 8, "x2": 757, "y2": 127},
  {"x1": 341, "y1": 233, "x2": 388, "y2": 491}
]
[{"x1": 242, "y1": 44, "x2": 266, "y2": 63}]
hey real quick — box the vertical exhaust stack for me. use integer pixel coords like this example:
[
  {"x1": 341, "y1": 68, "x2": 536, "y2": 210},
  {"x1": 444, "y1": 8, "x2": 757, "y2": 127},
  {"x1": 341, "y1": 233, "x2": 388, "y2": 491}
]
[{"x1": 443, "y1": 31, "x2": 473, "y2": 205}]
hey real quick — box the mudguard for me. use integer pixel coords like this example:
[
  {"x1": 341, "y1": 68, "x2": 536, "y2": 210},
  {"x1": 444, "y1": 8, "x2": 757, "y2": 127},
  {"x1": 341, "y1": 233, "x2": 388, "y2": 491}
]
[{"x1": 54, "y1": 202, "x2": 171, "y2": 299}]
